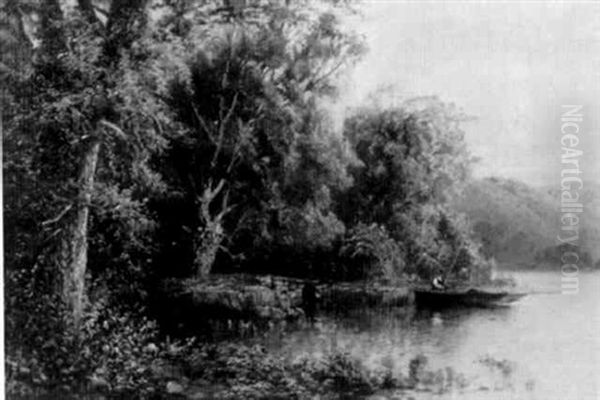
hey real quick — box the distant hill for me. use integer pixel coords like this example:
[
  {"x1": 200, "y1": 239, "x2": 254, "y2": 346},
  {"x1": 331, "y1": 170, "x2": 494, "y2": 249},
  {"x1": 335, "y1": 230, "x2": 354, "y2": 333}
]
[{"x1": 452, "y1": 177, "x2": 600, "y2": 268}]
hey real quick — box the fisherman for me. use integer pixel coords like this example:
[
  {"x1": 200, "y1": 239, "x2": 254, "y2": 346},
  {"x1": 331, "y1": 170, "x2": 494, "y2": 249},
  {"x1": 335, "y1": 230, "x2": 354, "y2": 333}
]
[
  {"x1": 431, "y1": 274, "x2": 446, "y2": 291},
  {"x1": 301, "y1": 281, "x2": 318, "y2": 323}
]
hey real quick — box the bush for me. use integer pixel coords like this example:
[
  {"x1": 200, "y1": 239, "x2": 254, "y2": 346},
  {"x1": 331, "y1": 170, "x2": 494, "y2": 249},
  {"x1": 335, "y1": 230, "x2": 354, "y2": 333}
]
[
  {"x1": 183, "y1": 345, "x2": 379, "y2": 399},
  {"x1": 339, "y1": 223, "x2": 405, "y2": 281},
  {"x1": 5, "y1": 277, "x2": 194, "y2": 399},
  {"x1": 314, "y1": 352, "x2": 375, "y2": 394},
  {"x1": 178, "y1": 346, "x2": 473, "y2": 399}
]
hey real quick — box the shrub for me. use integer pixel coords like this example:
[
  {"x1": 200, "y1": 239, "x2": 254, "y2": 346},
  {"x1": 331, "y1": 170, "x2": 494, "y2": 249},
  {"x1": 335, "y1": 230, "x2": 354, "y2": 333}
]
[
  {"x1": 5, "y1": 277, "x2": 194, "y2": 399},
  {"x1": 183, "y1": 345, "x2": 379, "y2": 399},
  {"x1": 339, "y1": 223, "x2": 405, "y2": 281},
  {"x1": 315, "y1": 352, "x2": 375, "y2": 394}
]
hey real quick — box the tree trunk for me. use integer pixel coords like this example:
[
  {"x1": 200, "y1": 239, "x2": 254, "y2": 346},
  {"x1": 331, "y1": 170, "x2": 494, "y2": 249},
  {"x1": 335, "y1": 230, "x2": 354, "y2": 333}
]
[
  {"x1": 194, "y1": 219, "x2": 224, "y2": 278},
  {"x1": 62, "y1": 140, "x2": 100, "y2": 325},
  {"x1": 34, "y1": 0, "x2": 148, "y2": 326},
  {"x1": 194, "y1": 180, "x2": 230, "y2": 278}
]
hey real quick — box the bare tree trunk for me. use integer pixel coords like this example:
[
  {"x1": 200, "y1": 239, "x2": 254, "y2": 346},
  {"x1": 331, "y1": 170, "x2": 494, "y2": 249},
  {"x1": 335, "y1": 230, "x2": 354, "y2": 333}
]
[
  {"x1": 62, "y1": 140, "x2": 100, "y2": 325},
  {"x1": 194, "y1": 219, "x2": 224, "y2": 278},
  {"x1": 194, "y1": 179, "x2": 231, "y2": 278}
]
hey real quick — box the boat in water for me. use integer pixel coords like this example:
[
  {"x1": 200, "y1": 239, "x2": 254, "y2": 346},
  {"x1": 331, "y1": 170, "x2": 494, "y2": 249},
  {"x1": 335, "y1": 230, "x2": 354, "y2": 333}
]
[{"x1": 414, "y1": 287, "x2": 527, "y2": 308}]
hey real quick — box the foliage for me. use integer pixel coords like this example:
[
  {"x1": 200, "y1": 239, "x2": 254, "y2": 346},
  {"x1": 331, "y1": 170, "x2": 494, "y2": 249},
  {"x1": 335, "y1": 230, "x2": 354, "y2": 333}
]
[
  {"x1": 339, "y1": 223, "x2": 405, "y2": 281},
  {"x1": 452, "y1": 177, "x2": 559, "y2": 265},
  {"x1": 457, "y1": 177, "x2": 600, "y2": 267},
  {"x1": 2, "y1": 0, "x2": 178, "y2": 313},
  {"x1": 184, "y1": 345, "x2": 387, "y2": 399},
  {"x1": 5, "y1": 274, "x2": 194, "y2": 398},
  {"x1": 4, "y1": 1, "x2": 507, "y2": 397},
  {"x1": 339, "y1": 98, "x2": 472, "y2": 226},
  {"x1": 339, "y1": 100, "x2": 491, "y2": 281},
  {"x1": 312, "y1": 352, "x2": 375, "y2": 394},
  {"x1": 153, "y1": 0, "x2": 364, "y2": 277},
  {"x1": 173, "y1": 345, "x2": 473, "y2": 399},
  {"x1": 4, "y1": 3, "x2": 184, "y2": 396}
]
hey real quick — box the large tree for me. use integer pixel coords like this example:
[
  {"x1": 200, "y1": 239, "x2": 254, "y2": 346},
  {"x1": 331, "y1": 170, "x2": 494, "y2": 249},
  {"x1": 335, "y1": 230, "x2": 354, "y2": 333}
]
[
  {"x1": 339, "y1": 97, "x2": 487, "y2": 280},
  {"x1": 3, "y1": 0, "x2": 170, "y2": 325},
  {"x1": 158, "y1": 0, "x2": 364, "y2": 278}
]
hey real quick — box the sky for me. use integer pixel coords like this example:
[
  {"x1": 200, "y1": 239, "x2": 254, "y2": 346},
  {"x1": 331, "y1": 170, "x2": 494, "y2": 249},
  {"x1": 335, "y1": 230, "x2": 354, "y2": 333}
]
[{"x1": 338, "y1": 1, "x2": 600, "y2": 186}]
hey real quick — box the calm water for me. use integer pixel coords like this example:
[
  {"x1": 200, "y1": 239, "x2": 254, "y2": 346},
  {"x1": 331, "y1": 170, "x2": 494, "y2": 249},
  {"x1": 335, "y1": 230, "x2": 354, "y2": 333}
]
[{"x1": 261, "y1": 271, "x2": 600, "y2": 400}]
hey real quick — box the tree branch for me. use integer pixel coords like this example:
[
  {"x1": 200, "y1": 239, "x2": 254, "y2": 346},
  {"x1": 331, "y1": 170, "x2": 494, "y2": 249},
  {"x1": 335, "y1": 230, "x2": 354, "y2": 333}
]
[
  {"x1": 308, "y1": 59, "x2": 346, "y2": 92},
  {"x1": 191, "y1": 103, "x2": 216, "y2": 143},
  {"x1": 211, "y1": 92, "x2": 238, "y2": 168},
  {"x1": 99, "y1": 119, "x2": 126, "y2": 140},
  {"x1": 41, "y1": 204, "x2": 73, "y2": 226},
  {"x1": 13, "y1": 4, "x2": 35, "y2": 49},
  {"x1": 93, "y1": 5, "x2": 109, "y2": 17}
]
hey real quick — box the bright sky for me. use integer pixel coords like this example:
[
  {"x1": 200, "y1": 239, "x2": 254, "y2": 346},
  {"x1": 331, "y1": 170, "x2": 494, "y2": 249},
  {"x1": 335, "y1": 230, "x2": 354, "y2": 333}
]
[{"x1": 340, "y1": 1, "x2": 600, "y2": 186}]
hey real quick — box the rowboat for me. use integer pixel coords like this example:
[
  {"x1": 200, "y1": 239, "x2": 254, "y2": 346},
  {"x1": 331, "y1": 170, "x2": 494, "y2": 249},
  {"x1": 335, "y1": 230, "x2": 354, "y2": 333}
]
[{"x1": 414, "y1": 288, "x2": 527, "y2": 308}]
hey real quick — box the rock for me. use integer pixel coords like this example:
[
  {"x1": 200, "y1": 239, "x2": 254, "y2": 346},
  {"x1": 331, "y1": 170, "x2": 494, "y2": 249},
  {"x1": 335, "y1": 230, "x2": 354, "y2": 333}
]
[{"x1": 166, "y1": 381, "x2": 185, "y2": 394}]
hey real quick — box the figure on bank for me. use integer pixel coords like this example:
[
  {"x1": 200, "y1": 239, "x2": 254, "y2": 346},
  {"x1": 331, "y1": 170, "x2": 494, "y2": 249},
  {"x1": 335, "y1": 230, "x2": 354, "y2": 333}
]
[{"x1": 302, "y1": 281, "x2": 318, "y2": 323}]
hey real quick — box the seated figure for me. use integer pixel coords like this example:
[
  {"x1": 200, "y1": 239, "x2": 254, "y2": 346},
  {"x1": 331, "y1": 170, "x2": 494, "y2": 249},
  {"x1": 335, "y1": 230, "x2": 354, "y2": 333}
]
[{"x1": 431, "y1": 275, "x2": 446, "y2": 291}]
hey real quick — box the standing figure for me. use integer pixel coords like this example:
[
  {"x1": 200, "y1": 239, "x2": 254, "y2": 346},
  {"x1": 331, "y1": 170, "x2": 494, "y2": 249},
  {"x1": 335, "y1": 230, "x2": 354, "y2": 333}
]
[{"x1": 302, "y1": 281, "x2": 318, "y2": 323}]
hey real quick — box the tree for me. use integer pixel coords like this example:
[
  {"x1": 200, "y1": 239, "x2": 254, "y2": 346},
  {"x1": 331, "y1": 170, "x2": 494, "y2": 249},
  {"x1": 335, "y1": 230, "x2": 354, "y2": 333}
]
[
  {"x1": 340, "y1": 97, "x2": 472, "y2": 226},
  {"x1": 3, "y1": 0, "x2": 171, "y2": 326},
  {"x1": 0, "y1": 0, "x2": 34, "y2": 80},
  {"x1": 159, "y1": 0, "x2": 364, "y2": 278},
  {"x1": 339, "y1": 97, "x2": 486, "y2": 280}
]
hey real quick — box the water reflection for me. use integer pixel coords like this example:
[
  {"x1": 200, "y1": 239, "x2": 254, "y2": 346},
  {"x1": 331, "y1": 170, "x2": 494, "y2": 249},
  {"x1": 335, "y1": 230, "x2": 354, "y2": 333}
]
[{"x1": 259, "y1": 271, "x2": 600, "y2": 399}]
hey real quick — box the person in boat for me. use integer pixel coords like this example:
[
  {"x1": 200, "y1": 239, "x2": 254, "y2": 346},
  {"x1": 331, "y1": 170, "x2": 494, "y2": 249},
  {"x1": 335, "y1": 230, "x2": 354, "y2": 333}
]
[
  {"x1": 431, "y1": 274, "x2": 446, "y2": 291},
  {"x1": 302, "y1": 281, "x2": 318, "y2": 323}
]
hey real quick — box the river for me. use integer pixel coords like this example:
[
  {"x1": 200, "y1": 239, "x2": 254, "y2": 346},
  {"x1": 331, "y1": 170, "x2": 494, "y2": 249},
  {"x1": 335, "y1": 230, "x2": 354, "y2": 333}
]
[{"x1": 260, "y1": 271, "x2": 600, "y2": 399}]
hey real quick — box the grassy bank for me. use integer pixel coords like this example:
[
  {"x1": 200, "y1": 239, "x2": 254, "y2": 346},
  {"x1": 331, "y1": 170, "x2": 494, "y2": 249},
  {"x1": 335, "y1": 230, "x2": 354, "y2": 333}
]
[{"x1": 8, "y1": 341, "x2": 470, "y2": 400}]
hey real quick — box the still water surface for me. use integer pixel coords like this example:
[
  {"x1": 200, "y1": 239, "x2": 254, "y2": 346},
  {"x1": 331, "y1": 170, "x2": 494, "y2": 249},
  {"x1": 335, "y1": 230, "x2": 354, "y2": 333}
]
[{"x1": 262, "y1": 271, "x2": 600, "y2": 400}]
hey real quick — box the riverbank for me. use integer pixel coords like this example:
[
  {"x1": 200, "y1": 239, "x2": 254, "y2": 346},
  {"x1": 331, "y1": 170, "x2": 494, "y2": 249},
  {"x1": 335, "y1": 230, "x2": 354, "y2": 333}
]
[
  {"x1": 9, "y1": 273, "x2": 530, "y2": 399},
  {"x1": 9, "y1": 342, "x2": 474, "y2": 400},
  {"x1": 10, "y1": 324, "x2": 529, "y2": 400},
  {"x1": 148, "y1": 343, "x2": 467, "y2": 399},
  {"x1": 158, "y1": 274, "x2": 413, "y2": 336}
]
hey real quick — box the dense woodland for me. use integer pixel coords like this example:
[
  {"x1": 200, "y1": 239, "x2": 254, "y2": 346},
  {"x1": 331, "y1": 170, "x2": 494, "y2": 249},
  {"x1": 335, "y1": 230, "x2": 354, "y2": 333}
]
[
  {"x1": 454, "y1": 177, "x2": 600, "y2": 268},
  {"x1": 2, "y1": 0, "x2": 513, "y2": 398}
]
